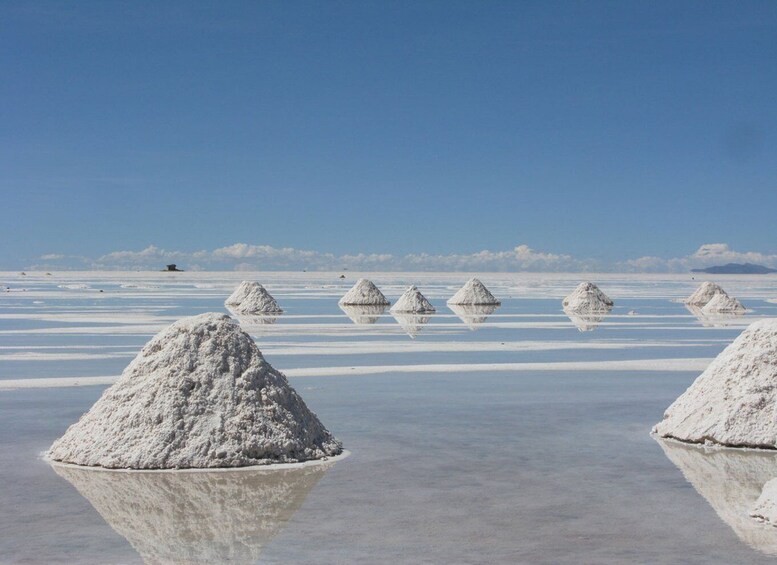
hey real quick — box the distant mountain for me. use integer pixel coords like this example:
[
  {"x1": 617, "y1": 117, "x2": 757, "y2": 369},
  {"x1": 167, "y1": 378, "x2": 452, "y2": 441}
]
[{"x1": 691, "y1": 263, "x2": 777, "y2": 274}]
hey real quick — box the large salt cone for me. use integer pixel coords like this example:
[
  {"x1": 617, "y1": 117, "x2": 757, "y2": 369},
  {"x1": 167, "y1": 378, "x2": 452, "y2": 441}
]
[
  {"x1": 392, "y1": 313, "x2": 431, "y2": 339},
  {"x1": 338, "y1": 279, "x2": 390, "y2": 306},
  {"x1": 561, "y1": 282, "x2": 613, "y2": 313},
  {"x1": 224, "y1": 281, "x2": 283, "y2": 315},
  {"x1": 653, "y1": 320, "x2": 777, "y2": 448},
  {"x1": 390, "y1": 286, "x2": 435, "y2": 314},
  {"x1": 447, "y1": 278, "x2": 500, "y2": 306},
  {"x1": 657, "y1": 438, "x2": 777, "y2": 555},
  {"x1": 448, "y1": 304, "x2": 498, "y2": 331},
  {"x1": 702, "y1": 293, "x2": 746, "y2": 315},
  {"x1": 340, "y1": 304, "x2": 387, "y2": 325},
  {"x1": 684, "y1": 281, "x2": 729, "y2": 308},
  {"x1": 52, "y1": 462, "x2": 332, "y2": 565},
  {"x1": 47, "y1": 313, "x2": 342, "y2": 469}
]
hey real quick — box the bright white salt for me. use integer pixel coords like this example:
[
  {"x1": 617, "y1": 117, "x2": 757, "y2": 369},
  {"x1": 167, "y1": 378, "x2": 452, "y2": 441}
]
[
  {"x1": 338, "y1": 279, "x2": 390, "y2": 306},
  {"x1": 447, "y1": 278, "x2": 500, "y2": 306},
  {"x1": 702, "y1": 292, "x2": 746, "y2": 315},
  {"x1": 561, "y1": 282, "x2": 613, "y2": 313},
  {"x1": 390, "y1": 286, "x2": 435, "y2": 314},
  {"x1": 684, "y1": 281, "x2": 729, "y2": 308},
  {"x1": 751, "y1": 478, "x2": 777, "y2": 527},
  {"x1": 47, "y1": 313, "x2": 342, "y2": 469},
  {"x1": 653, "y1": 319, "x2": 777, "y2": 448},
  {"x1": 225, "y1": 281, "x2": 283, "y2": 314}
]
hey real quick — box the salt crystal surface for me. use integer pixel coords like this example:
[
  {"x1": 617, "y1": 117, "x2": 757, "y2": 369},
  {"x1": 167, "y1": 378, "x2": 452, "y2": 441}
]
[
  {"x1": 562, "y1": 282, "x2": 613, "y2": 313},
  {"x1": 446, "y1": 278, "x2": 500, "y2": 306},
  {"x1": 653, "y1": 319, "x2": 777, "y2": 448},
  {"x1": 225, "y1": 281, "x2": 283, "y2": 314},
  {"x1": 47, "y1": 313, "x2": 342, "y2": 469},
  {"x1": 338, "y1": 279, "x2": 390, "y2": 306},
  {"x1": 684, "y1": 282, "x2": 729, "y2": 307},
  {"x1": 702, "y1": 293, "x2": 746, "y2": 315},
  {"x1": 390, "y1": 286, "x2": 435, "y2": 313}
]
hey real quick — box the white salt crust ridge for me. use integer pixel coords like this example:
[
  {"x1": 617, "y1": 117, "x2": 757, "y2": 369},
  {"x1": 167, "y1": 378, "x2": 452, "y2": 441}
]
[
  {"x1": 224, "y1": 281, "x2": 283, "y2": 314},
  {"x1": 751, "y1": 478, "x2": 777, "y2": 527},
  {"x1": 47, "y1": 313, "x2": 342, "y2": 469},
  {"x1": 338, "y1": 279, "x2": 390, "y2": 306},
  {"x1": 684, "y1": 281, "x2": 728, "y2": 307},
  {"x1": 702, "y1": 293, "x2": 746, "y2": 315},
  {"x1": 561, "y1": 282, "x2": 614, "y2": 313},
  {"x1": 390, "y1": 286, "x2": 435, "y2": 314},
  {"x1": 447, "y1": 278, "x2": 500, "y2": 306},
  {"x1": 653, "y1": 319, "x2": 777, "y2": 449}
]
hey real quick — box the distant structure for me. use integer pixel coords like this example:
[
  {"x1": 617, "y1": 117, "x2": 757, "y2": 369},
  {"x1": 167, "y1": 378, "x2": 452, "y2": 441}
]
[
  {"x1": 164, "y1": 264, "x2": 183, "y2": 272},
  {"x1": 691, "y1": 263, "x2": 777, "y2": 275}
]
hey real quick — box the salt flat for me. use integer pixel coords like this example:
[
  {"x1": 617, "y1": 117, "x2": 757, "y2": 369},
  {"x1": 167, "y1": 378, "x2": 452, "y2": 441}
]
[{"x1": 2, "y1": 271, "x2": 777, "y2": 563}]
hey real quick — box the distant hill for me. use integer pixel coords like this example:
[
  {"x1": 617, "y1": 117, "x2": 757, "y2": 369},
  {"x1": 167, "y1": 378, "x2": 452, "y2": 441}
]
[{"x1": 691, "y1": 263, "x2": 777, "y2": 274}]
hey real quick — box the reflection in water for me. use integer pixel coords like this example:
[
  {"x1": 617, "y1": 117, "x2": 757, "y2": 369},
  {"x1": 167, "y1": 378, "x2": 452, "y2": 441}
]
[
  {"x1": 563, "y1": 307, "x2": 611, "y2": 332},
  {"x1": 685, "y1": 304, "x2": 744, "y2": 327},
  {"x1": 52, "y1": 462, "x2": 332, "y2": 564},
  {"x1": 448, "y1": 304, "x2": 499, "y2": 331},
  {"x1": 391, "y1": 313, "x2": 431, "y2": 339},
  {"x1": 231, "y1": 312, "x2": 281, "y2": 326},
  {"x1": 340, "y1": 304, "x2": 387, "y2": 325},
  {"x1": 657, "y1": 437, "x2": 777, "y2": 555}
]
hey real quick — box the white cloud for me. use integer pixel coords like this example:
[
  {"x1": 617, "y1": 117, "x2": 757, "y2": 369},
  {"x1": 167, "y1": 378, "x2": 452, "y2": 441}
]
[{"x1": 622, "y1": 243, "x2": 777, "y2": 272}]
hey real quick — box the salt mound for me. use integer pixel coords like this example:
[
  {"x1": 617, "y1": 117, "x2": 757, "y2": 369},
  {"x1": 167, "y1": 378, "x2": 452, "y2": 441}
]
[
  {"x1": 47, "y1": 313, "x2": 342, "y2": 469},
  {"x1": 447, "y1": 278, "x2": 500, "y2": 306},
  {"x1": 338, "y1": 278, "x2": 390, "y2": 306},
  {"x1": 685, "y1": 281, "x2": 729, "y2": 307},
  {"x1": 53, "y1": 462, "x2": 332, "y2": 564},
  {"x1": 561, "y1": 282, "x2": 613, "y2": 313},
  {"x1": 702, "y1": 293, "x2": 746, "y2": 315},
  {"x1": 657, "y1": 438, "x2": 777, "y2": 555},
  {"x1": 653, "y1": 319, "x2": 777, "y2": 448},
  {"x1": 751, "y1": 478, "x2": 777, "y2": 527},
  {"x1": 225, "y1": 281, "x2": 283, "y2": 314},
  {"x1": 340, "y1": 304, "x2": 386, "y2": 325},
  {"x1": 390, "y1": 286, "x2": 435, "y2": 314}
]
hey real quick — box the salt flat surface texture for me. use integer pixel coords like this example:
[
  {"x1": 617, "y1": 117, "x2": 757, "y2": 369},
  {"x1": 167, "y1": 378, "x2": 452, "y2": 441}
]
[
  {"x1": 338, "y1": 278, "x2": 390, "y2": 306},
  {"x1": 390, "y1": 286, "x2": 435, "y2": 313},
  {"x1": 225, "y1": 281, "x2": 283, "y2": 314},
  {"x1": 654, "y1": 320, "x2": 777, "y2": 448},
  {"x1": 447, "y1": 278, "x2": 500, "y2": 305},
  {"x1": 48, "y1": 313, "x2": 342, "y2": 469}
]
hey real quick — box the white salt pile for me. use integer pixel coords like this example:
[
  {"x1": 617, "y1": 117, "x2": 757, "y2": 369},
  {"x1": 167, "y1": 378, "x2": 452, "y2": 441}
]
[
  {"x1": 702, "y1": 293, "x2": 746, "y2": 315},
  {"x1": 562, "y1": 282, "x2": 613, "y2": 313},
  {"x1": 751, "y1": 478, "x2": 777, "y2": 527},
  {"x1": 684, "y1": 281, "x2": 729, "y2": 307},
  {"x1": 390, "y1": 286, "x2": 435, "y2": 314},
  {"x1": 225, "y1": 281, "x2": 283, "y2": 314},
  {"x1": 338, "y1": 278, "x2": 390, "y2": 306},
  {"x1": 47, "y1": 313, "x2": 342, "y2": 469},
  {"x1": 653, "y1": 319, "x2": 777, "y2": 449},
  {"x1": 447, "y1": 278, "x2": 500, "y2": 306},
  {"x1": 53, "y1": 463, "x2": 332, "y2": 564}
]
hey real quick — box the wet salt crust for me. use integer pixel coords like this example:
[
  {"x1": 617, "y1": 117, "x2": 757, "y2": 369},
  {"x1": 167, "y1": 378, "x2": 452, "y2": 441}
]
[
  {"x1": 654, "y1": 319, "x2": 777, "y2": 448},
  {"x1": 47, "y1": 313, "x2": 342, "y2": 469},
  {"x1": 447, "y1": 278, "x2": 500, "y2": 306},
  {"x1": 224, "y1": 281, "x2": 283, "y2": 314},
  {"x1": 338, "y1": 279, "x2": 390, "y2": 306}
]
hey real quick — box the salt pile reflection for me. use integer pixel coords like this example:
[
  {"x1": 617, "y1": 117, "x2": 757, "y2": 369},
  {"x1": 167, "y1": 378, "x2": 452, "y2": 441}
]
[
  {"x1": 447, "y1": 304, "x2": 499, "y2": 331},
  {"x1": 657, "y1": 438, "x2": 777, "y2": 555},
  {"x1": 52, "y1": 462, "x2": 333, "y2": 564},
  {"x1": 340, "y1": 304, "x2": 387, "y2": 325}
]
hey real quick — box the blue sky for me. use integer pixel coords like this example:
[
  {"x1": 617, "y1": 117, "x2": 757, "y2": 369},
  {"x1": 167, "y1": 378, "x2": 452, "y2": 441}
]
[{"x1": 2, "y1": 1, "x2": 776, "y2": 271}]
